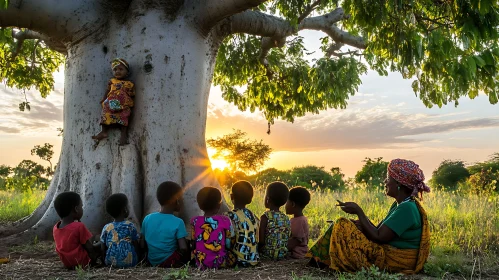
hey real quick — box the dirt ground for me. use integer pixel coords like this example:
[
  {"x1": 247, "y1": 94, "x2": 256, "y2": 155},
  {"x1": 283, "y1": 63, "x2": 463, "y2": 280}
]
[{"x1": 0, "y1": 241, "x2": 495, "y2": 280}]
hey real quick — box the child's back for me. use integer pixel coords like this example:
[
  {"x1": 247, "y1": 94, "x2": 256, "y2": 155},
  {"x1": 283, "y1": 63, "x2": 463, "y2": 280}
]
[
  {"x1": 52, "y1": 191, "x2": 99, "y2": 269},
  {"x1": 142, "y1": 212, "x2": 186, "y2": 266},
  {"x1": 191, "y1": 214, "x2": 234, "y2": 269},
  {"x1": 286, "y1": 187, "x2": 311, "y2": 259},
  {"x1": 225, "y1": 208, "x2": 259, "y2": 266},
  {"x1": 261, "y1": 210, "x2": 290, "y2": 259},
  {"x1": 259, "y1": 182, "x2": 291, "y2": 261},
  {"x1": 53, "y1": 221, "x2": 93, "y2": 268},
  {"x1": 101, "y1": 220, "x2": 140, "y2": 267},
  {"x1": 224, "y1": 180, "x2": 260, "y2": 266},
  {"x1": 192, "y1": 187, "x2": 235, "y2": 269}
]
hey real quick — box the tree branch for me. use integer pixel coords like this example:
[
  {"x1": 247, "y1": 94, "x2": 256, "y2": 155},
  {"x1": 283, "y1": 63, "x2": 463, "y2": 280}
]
[
  {"x1": 1, "y1": 0, "x2": 105, "y2": 42},
  {"x1": 192, "y1": 0, "x2": 267, "y2": 35},
  {"x1": 223, "y1": 8, "x2": 366, "y2": 76},
  {"x1": 228, "y1": 9, "x2": 366, "y2": 49},
  {"x1": 11, "y1": 29, "x2": 67, "y2": 57}
]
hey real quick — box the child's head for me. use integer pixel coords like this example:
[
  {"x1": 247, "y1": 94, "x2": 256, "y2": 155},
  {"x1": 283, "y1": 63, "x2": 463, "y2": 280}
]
[
  {"x1": 285, "y1": 187, "x2": 311, "y2": 215},
  {"x1": 156, "y1": 181, "x2": 183, "y2": 211},
  {"x1": 197, "y1": 187, "x2": 222, "y2": 214},
  {"x1": 54, "y1": 191, "x2": 83, "y2": 220},
  {"x1": 106, "y1": 193, "x2": 129, "y2": 219},
  {"x1": 264, "y1": 181, "x2": 289, "y2": 209},
  {"x1": 111, "y1": 58, "x2": 129, "y2": 79},
  {"x1": 230, "y1": 180, "x2": 254, "y2": 207}
]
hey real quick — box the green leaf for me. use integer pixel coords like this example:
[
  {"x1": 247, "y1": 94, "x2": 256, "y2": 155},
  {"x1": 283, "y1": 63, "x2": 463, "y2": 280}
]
[{"x1": 0, "y1": 0, "x2": 7, "y2": 9}]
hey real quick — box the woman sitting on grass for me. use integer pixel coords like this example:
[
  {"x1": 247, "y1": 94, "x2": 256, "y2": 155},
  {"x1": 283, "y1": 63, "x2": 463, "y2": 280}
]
[{"x1": 307, "y1": 159, "x2": 431, "y2": 274}]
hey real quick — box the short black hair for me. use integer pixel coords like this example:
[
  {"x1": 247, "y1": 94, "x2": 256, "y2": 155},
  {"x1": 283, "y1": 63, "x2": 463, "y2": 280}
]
[
  {"x1": 231, "y1": 180, "x2": 254, "y2": 205},
  {"x1": 106, "y1": 193, "x2": 128, "y2": 218},
  {"x1": 197, "y1": 187, "x2": 222, "y2": 212},
  {"x1": 156, "y1": 181, "x2": 183, "y2": 206},
  {"x1": 288, "y1": 187, "x2": 311, "y2": 208},
  {"x1": 54, "y1": 191, "x2": 81, "y2": 218},
  {"x1": 266, "y1": 181, "x2": 289, "y2": 207}
]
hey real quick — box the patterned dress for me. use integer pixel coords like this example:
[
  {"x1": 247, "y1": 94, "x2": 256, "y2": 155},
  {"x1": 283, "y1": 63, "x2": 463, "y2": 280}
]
[
  {"x1": 262, "y1": 210, "x2": 291, "y2": 260},
  {"x1": 100, "y1": 221, "x2": 140, "y2": 268},
  {"x1": 224, "y1": 208, "x2": 259, "y2": 266},
  {"x1": 191, "y1": 215, "x2": 235, "y2": 269},
  {"x1": 307, "y1": 200, "x2": 431, "y2": 274},
  {"x1": 100, "y1": 78, "x2": 135, "y2": 126}
]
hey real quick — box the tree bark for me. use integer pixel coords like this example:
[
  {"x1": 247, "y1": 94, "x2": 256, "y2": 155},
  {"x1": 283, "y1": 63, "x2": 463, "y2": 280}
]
[{"x1": 2, "y1": 7, "x2": 222, "y2": 240}]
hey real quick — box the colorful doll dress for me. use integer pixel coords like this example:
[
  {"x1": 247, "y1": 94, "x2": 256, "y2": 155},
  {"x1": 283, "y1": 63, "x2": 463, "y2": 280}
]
[
  {"x1": 191, "y1": 215, "x2": 235, "y2": 269},
  {"x1": 100, "y1": 78, "x2": 135, "y2": 126}
]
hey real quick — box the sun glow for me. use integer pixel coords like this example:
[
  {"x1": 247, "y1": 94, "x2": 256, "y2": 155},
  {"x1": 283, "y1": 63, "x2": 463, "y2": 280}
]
[{"x1": 207, "y1": 148, "x2": 230, "y2": 171}]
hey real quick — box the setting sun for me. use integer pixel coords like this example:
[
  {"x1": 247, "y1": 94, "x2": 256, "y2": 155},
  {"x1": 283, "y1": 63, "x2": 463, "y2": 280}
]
[{"x1": 207, "y1": 148, "x2": 230, "y2": 170}]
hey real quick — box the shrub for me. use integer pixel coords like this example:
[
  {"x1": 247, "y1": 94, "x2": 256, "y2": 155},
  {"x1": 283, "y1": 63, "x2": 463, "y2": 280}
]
[
  {"x1": 430, "y1": 160, "x2": 470, "y2": 190},
  {"x1": 354, "y1": 157, "x2": 388, "y2": 189}
]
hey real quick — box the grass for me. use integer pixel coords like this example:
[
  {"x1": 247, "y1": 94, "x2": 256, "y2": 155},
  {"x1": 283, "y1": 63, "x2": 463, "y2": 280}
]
[
  {"x1": 1, "y1": 186, "x2": 499, "y2": 278},
  {"x1": 0, "y1": 188, "x2": 45, "y2": 222}
]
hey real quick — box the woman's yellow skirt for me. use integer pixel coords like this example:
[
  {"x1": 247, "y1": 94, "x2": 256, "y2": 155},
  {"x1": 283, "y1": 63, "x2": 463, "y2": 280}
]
[{"x1": 307, "y1": 201, "x2": 430, "y2": 274}]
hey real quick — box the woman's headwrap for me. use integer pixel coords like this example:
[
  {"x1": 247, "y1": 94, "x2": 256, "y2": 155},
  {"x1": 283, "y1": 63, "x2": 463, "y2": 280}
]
[
  {"x1": 111, "y1": 58, "x2": 129, "y2": 70},
  {"x1": 388, "y1": 159, "x2": 431, "y2": 198}
]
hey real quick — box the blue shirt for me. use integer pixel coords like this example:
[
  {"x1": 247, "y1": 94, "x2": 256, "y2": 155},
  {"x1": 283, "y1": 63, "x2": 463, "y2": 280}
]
[
  {"x1": 141, "y1": 212, "x2": 187, "y2": 266},
  {"x1": 100, "y1": 221, "x2": 140, "y2": 268}
]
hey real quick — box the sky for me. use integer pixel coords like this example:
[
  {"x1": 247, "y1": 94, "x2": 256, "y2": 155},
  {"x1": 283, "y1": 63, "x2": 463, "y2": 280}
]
[{"x1": 1, "y1": 30, "x2": 498, "y2": 179}]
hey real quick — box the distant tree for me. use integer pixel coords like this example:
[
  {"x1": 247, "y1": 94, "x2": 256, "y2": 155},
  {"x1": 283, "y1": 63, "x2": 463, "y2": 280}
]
[
  {"x1": 467, "y1": 168, "x2": 498, "y2": 195},
  {"x1": 0, "y1": 164, "x2": 11, "y2": 190},
  {"x1": 14, "y1": 160, "x2": 47, "y2": 179},
  {"x1": 207, "y1": 130, "x2": 272, "y2": 173},
  {"x1": 249, "y1": 168, "x2": 292, "y2": 187},
  {"x1": 330, "y1": 167, "x2": 346, "y2": 189},
  {"x1": 31, "y1": 143, "x2": 54, "y2": 175},
  {"x1": 0, "y1": 164, "x2": 11, "y2": 178},
  {"x1": 290, "y1": 165, "x2": 345, "y2": 190},
  {"x1": 355, "y1": 157, "x2": 389, "y2": 189},
  {"x1": 430, "y1": 160, "x2": 470, "y2": 190},
  {"x1": 468, "y1": 152, "x2": 499, "y2": 175}
]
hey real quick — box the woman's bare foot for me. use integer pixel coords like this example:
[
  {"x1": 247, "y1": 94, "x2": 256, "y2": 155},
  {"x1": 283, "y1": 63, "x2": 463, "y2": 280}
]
[{"x1": 91, "y1": 132, "x2": 108, "y2": 141}]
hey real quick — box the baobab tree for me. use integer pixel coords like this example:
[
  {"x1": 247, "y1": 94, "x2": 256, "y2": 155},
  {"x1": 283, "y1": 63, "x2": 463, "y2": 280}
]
[{"x1": 0, "y1": 0, "x2": 497, "y2": 239}]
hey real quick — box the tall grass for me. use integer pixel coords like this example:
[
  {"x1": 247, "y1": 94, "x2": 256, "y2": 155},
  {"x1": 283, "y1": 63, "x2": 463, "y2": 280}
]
[
  {"x1": 225, "y1": 186, "x2": 499, "y2": 254},
  {"x1": 0, "y1": 188, "x2": 45, "y2": 222}
]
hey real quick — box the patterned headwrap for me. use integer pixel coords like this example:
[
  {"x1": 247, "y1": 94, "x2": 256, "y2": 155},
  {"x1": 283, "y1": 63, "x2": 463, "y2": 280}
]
[
  {"x1": 111, "y1": 58, "x2": 129, "y2": 70},
  {"x1": 388, "y1": 159, "x2": 431, "y2": 198}
]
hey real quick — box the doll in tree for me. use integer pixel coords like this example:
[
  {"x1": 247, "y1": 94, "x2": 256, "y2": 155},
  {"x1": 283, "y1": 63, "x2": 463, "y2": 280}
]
[{"x1": 92, "y1": 58, "x2": 135, "y2": 145}]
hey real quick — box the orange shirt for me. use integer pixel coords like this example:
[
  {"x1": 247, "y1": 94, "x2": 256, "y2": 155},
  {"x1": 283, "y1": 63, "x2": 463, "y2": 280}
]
[{"x1": 53, "y1": 221, "x2": 93, "y2": 268}]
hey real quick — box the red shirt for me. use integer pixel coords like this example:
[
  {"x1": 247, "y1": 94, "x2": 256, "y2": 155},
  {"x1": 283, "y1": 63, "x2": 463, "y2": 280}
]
[{"x1": 53, "y1": 221, "x2": 93, "y2": 268}]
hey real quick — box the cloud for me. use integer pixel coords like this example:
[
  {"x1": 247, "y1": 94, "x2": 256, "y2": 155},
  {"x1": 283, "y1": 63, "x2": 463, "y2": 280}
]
[
  {"x1": 206, "y1": 100, "x2": 499, "y2": 152},
  {"x1": 0, "y1": 87, "x2": 63, "y2": 134},
  {"x1": 0, "y1": 126, "x2": 21, "y2": 134}
]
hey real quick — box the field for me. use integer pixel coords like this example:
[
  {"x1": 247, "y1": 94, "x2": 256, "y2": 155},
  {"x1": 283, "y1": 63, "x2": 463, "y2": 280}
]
[{"x1": 1, "y1": 187, "x2": 499, "y2": 279}]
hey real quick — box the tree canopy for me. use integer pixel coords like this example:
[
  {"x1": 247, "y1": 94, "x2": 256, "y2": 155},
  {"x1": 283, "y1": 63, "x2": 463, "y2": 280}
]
[
  {"x1": 1, "y1": 1, "x2": 498, "y2": 122},
  {"x1": 354, "y1": 157, "x2": 388, "y2": 188},
  {"x1": 207, "y1": 129, "x2": 272, "y2": 173}
]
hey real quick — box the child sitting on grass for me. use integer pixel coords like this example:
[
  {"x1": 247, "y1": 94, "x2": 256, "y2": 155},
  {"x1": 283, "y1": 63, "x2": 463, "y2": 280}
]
[
  {"x1": 141, "y1": 181, "x2": 189, "y2": 267},
  {"x1": 53, "y1": 191, "x2": 101, "y2": 269},
  {"x1": 259, "y1": 182, "x2": 291, "y2": 260},
  {"x1": 224, "y1": 180, "x2": 260, "y2": 267},
  {"x1": 285, "y1": 187, "x2": 311, "y2": 259},
  {"x1": 191, "y1": 187, "x2": 235, "y2": 269},
  {"x1": 100, "y1": 193, "x2": 140, "y2": 268}
]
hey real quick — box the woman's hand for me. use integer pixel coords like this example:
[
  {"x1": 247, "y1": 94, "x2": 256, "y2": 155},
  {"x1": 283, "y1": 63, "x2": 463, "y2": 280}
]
[{"x1": 336, "y1": 200, "x2": 363, "y2": 215}]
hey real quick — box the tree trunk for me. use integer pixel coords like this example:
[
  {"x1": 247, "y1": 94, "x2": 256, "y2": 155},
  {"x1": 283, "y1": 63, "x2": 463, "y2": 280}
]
[{"x1": 2, "y1": 9, "x2": 224, "y2": 240}]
